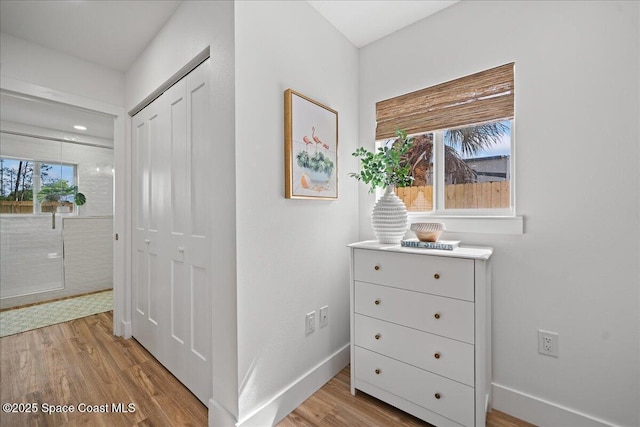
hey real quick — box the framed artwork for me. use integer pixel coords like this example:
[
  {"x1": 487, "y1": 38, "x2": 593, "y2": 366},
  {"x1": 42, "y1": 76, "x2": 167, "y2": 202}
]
[{"x1": 285, "y1": 89, "x2": 338, "y2": 200}]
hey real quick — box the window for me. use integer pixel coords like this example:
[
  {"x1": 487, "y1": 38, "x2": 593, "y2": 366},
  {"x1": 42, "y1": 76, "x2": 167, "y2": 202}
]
[
  {"x1": 394, "y1": 119, "x2": 512, "y2": 212},
  {"x1": 0, "y1": 157, "x2": 77, "y2": 214},
  {"x1": 376, "y1": 63, "x2": 519, "y2": 227}
]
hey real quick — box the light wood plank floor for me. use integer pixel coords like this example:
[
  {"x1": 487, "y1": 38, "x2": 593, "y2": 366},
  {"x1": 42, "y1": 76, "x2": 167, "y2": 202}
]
[
  {"x1": 278, "y1": 367, "x2": 535, "y2": 427},
  {"x1": 0, "y1": 311, "x2": 207, "y2": 426},
  {"x1": 1, "y1": 311, "x2": 534, "y2": 426}
]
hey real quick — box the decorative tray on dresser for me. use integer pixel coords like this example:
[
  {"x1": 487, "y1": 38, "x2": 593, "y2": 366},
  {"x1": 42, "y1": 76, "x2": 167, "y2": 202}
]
[{"x1": 348, "y1": 240, "x2": 493, "y2": 427}]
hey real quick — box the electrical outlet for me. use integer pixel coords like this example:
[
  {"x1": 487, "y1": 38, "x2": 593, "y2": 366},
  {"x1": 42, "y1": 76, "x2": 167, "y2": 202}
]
[
  {"x1": 319, "y1": 306, "x2": 329, "y2": 327},
  {"x1": 305, "y1": 311, "x2": 316, "y2": 335},
  {"x1": 538, "y1": 330, "x2": 559, "y2": 357}
]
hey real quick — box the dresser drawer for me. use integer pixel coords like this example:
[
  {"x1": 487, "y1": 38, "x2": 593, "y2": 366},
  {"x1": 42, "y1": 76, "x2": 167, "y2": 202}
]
[
  {"x1": 355, "y1": 346, "x2": 474, "y2": 427},
  {"x1": 355, "y1": 281, "x2": 475, "y2": 344},
  {"x1": 353, "y1": 249, "x2": 474, "y2": 301},
  {"x1": 355, "y1": 314, "x2": 474, "y2": 386}
]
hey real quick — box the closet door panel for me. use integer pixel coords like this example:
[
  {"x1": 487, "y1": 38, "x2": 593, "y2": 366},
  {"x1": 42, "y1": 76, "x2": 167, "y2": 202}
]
[
  {"x1": 148, "y1": 253, "x2": 160, "y2": 325},
  {"x1": 189, "y1": 79, "x2": 209, "y2": 237},
  {"x1": 191, "y1": 265, "x2": 210, "y2": 361},
  {"x1": 182, "y1": 59, "x2": 212, "y2": 403},
  {"x1": 171, "y1": 258, "x2": 188, "y2": 344},
  {"x1": 132, "y1": 58, "x2": 212, "y2": 405},
  {"x1": 132, "y1": 97, "x2": 169, "y2": 359},
  {"x1": 170, "y1": 93, "x2": 188, "y2": 235},
  {"x1": 148, "y1": 113, "x2": 162, "y2": 232},
  {"x1": 134, "y1": 121, "x2": 148, "y2": 230},
  {"x1": 134, "y1": 248, "x2": 148, "y2": 316}
]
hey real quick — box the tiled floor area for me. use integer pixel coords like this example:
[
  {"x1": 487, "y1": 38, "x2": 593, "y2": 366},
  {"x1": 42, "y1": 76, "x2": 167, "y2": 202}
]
[{"x1": 0, "y1": 289, "x2": 112, "y2": 337}]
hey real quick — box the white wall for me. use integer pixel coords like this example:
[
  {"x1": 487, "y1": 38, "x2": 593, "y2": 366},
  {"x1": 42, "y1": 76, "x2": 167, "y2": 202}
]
[
  {"x1": 124, "y1": 1, "x2": 233, "y2": 112},
  {"x1": 124, "y1": 1, "x2": 238, "y2": 423},
  {"x1": 234, "y1": 1, "x2": 358, "y2": 424},
  {"x1": 0, "y1": 32, "x2": 124, "y2": 107},
  {"x1": 359, "y1": 1, "x2": 639, "y2": 426}
]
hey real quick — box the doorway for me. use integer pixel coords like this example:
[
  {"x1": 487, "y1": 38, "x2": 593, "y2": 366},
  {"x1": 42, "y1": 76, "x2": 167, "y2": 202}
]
[{"x1": 0, "y1": 86, "x2": 125, "y2": 336}]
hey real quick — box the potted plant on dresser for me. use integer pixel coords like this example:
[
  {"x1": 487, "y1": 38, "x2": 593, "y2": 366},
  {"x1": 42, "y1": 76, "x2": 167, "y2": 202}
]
[{"x1": 350, "y1": 129, "x2": 414, "y2": 244}]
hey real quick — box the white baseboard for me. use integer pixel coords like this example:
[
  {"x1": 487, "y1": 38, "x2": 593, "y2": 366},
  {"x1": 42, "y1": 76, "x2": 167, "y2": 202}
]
[
  {"x1": 120, "y1": 320, "x2": 132, "y2": 339},
  {"x1": 492, "y1": 382, "x2": 623, "y2": 427},
  {"x1": 236, "y1": 344, "x2": 350, "y2": 427},
  {"x1": 209, "y1": 397, "x2": 239, "y2": 427}
]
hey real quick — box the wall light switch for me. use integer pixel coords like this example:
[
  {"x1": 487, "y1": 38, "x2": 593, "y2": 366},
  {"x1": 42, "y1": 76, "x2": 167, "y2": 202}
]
[{"x1": 305, "y1": 311, "x2": 316, "y2": 335}]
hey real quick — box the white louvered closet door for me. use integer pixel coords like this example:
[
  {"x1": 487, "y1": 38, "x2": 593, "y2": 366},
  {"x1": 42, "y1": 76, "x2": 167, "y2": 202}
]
[{"x1": 132, "y1": 58, "x2": 212, "y2": 405}]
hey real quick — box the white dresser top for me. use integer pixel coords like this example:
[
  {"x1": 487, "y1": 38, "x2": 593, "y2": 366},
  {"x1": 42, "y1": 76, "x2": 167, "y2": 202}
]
[{"x1": 349, "y1": 240, "x2": 493, "y2": 260}]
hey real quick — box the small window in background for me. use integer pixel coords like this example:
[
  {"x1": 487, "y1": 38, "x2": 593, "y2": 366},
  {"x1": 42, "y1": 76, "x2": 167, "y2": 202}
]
[{"x1": 0, "y1": 158, "x2": 77, "y2": 214}]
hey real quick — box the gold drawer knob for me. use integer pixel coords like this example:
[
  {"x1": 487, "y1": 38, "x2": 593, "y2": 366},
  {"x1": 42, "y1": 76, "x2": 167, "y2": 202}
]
[
  {"x1": 375, "y1": 369, "x2": 381, "y2": 375},
  {"x1": 434, "y1": 273, "x2": 440, "y2": 279},
  {"x1": 375, "y1": 334, "x2": 381, "y2": 340},
  {"x1": 434, "y1": 312, "x2": 441, "y2": 319},
  {"x1": 374, "y1": 265, "x2": 380, "y2": 271},
  {"x1": 434, "y1": 393, "x2": 441, "y2": 400},
  {"x1": 434, "y1": 352, "x2": 441, "y2": 359},
  {"x1": 374, "y1": 299, "x2": 381, "y2": 305}
]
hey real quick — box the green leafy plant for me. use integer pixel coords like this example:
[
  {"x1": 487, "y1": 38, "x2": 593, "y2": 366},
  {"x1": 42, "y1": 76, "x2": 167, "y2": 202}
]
[
  {"x1": 36, "y1": 179, "x2": 86, "y2": 206},
  {"x1": 350, "y1": 129, "x2": 414, "y2": 193},
  {"x1": 75, "y1": 192, "x2": 86, "y2": 206}
]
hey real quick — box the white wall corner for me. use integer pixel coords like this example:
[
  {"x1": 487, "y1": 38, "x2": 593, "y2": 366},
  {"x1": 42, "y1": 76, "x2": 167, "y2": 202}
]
[
  {"x1": 492, "y1": 383, "x2": 624, "y2": 427},
  {"x1": 237, "y1": 344, "x2": 350, "y2": 427},
  {"x1": 209, "y1": 398, "x2": 239, "y2": 427}
]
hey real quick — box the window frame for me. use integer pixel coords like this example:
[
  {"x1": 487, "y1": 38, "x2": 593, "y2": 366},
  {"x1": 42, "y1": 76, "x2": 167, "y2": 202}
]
[
  {"x1": 0, "y1": 156, "x2": 79, "y2": 216},
  {"x1": 415, "y1": 120, "x2": 522, "y2": 234},
  {"x1": 375, "y1": 119, "x2": 523, "y2": 235},
  {"x1": 374, "y1": 61, "x2": 523, "y2": 235}
]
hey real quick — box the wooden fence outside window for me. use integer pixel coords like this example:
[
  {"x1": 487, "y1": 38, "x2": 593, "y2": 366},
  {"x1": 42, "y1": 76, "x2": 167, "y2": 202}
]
[
  {"x1": 396, "y1": 181, "x2": 510, "y2": 211},
  {"x1": 0, "y1": 201, "x2": 73, "y2": 214}
]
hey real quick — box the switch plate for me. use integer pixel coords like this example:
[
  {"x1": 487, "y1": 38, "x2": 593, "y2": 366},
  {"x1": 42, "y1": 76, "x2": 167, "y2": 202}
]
[
  {"x1": 319, "y1": 305, "x2": 329, "y2": 327},
  {"x1": 305, "y1": 311, "x2": 316, "y2": 335}
]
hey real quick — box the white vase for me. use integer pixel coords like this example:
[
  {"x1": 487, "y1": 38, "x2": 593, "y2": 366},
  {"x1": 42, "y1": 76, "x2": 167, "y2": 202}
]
[{"x1": 371, "y1": 186, "x2": 408, "y2": 244}]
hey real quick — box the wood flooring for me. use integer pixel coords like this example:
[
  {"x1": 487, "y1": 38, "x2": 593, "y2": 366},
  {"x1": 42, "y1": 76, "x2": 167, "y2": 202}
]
[
  {"x1": 278, "y1": 367, "x2": 535, "y2": 427},
  {"x1": 1, "y1": 311, "x2": 533, "y2": 427},
  {"x1": 0, "y1": 311, "x2": 207, "y2": 426}
]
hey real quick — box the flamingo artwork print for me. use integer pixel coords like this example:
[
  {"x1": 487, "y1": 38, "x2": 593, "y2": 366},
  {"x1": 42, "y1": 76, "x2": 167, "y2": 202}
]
[{"x1": 285, "y1": 89, "x2": 338, "y2": 200}]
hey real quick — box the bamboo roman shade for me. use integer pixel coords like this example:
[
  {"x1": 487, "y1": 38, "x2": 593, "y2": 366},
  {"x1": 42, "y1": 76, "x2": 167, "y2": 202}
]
[{"x1": 375, "y1": 62, "x2": 514, "y2": 140}]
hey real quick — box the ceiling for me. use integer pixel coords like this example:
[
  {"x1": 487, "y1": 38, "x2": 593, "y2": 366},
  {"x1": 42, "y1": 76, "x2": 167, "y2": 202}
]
[
  {"x1": 0, "y1": 0, "x2": 459, "y2": 73},
  {"x1": 0, "y1": 0, "x2": 457, "y2": 138},
  {"x1": 0, "y1": 0, "x2": 182, "y2": 73},
  {"x1": 308, "y1": 0, "x2": 459, "y2": 47}
]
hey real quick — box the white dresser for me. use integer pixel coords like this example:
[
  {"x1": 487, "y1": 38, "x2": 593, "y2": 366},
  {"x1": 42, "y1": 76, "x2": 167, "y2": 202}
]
[{"x1": 349, "y1": 241, "x2": 493, "y2": 427}]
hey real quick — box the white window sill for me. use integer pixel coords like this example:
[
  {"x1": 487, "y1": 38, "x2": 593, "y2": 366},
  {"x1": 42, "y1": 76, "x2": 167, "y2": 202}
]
[{"x1": 408, "y1": 213, "x2": 524, "y2": 235}]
